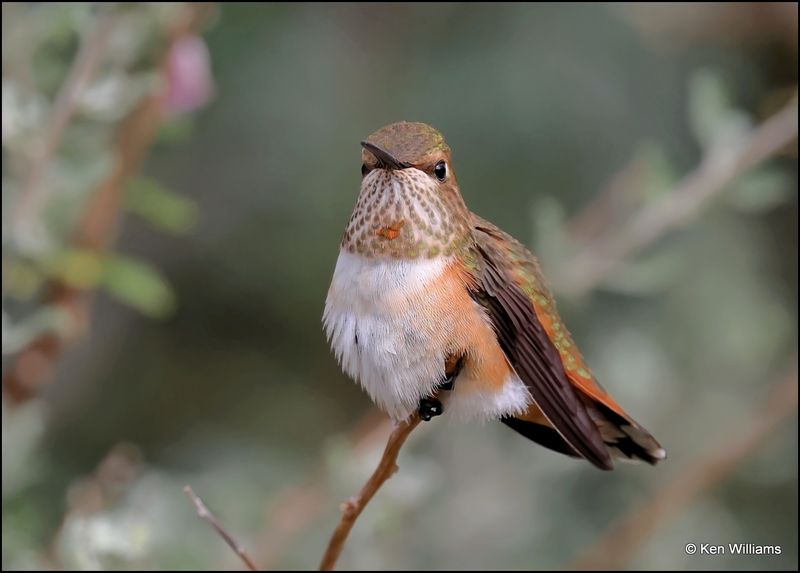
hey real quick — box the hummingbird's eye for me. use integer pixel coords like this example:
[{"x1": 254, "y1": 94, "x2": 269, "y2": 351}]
[
  {"x1": 434, "y1": 160, "x2": 447, "y2": 181},
  {"x1": 361, "y1": 164, "x2": 369, "y2": 177}
]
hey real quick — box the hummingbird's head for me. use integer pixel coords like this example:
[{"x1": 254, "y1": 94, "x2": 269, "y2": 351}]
[{"x1": 342, "y1": 121, "x2": 471, "y2": 259}]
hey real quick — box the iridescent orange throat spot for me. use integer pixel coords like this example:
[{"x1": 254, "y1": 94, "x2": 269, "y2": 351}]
[{"x1": 377, "y1": 220, "x2": 405, "y2": 241}]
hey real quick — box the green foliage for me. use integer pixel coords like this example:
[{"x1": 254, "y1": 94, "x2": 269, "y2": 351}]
[
  {"x1": 47, "y1": 248, "x2": 105, "y2": 289},
  {"x1": 1, "y1": 305, "x2": 72, "y2": 355},
  {"x1": 35, "y1": 247, "x2": 178, "y2": 318},
  {"x1": 3, "y1": 4, "x2": 203, "y2": 563},
  {"x1": 125, "y1": 177, "x2": 199, "y2": 235},
  {"x1": 3, "y1": 3, "x2": 199, "y2": 331},
  {"x1": 688, "y1": 70, "x2": 752, "y2": 151},
  {"x1": 102, "y1": 254, "x2": 177, "y2": 318},
  {"x1": 156, "y1": 117, "x2": 196, "y2": 144},
  {"x1": 2, "y1": 3, "x2": 797, "y2": 571},
  {"x1": 727, "y1": 169, "x2": 794, "y2": 213}
]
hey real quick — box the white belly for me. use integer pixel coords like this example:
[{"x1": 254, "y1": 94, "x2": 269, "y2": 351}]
[{"x1": 322, "y1": 250, "x2": 531, "y2": 421}]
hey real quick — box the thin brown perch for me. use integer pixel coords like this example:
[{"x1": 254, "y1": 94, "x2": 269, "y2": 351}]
[
  {"x1": 184, "y1": 485, "x2": 260, "y2": 571},
  {"x1": 247, "y1": 87, "x2": 797, "y2": 562},
  {"x1": 251, "y1": 410, "x2": 392, "y2": 569},
  {"x1": 319, "y1": 413, "x2": 422, "y2": 571}
]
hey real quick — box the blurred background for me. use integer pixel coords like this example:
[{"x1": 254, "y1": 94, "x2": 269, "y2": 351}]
[{"x1": 2, "y1": 2, "x2": 798, "y2": 570}]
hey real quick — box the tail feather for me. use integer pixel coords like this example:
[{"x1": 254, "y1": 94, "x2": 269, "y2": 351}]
[
  {"x1": 585, "y1": 399, "x2": 666, "y2": 465},
  {"x1": 502, "y1": 399, "x2": 666, "y2": 468}
]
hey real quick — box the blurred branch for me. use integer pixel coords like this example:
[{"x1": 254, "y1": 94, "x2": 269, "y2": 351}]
[
  {"x1": 12, "y1": 11, "x2": 117, "y2": 232},
  {"x1": 319, "y1": 413, "x2": 422, "y2": 571},
  {"x1": 570, "y1": 359, "x2": 798, "y2": 570},
  {"x1": 184, "y1": 486, "x2": 259, "y2": 572},
  {"x1": 554, "y1": 91, "x2": 798, "y2": 298},
  {"x1": 45, "y1": 443, "x2": 144, "y2": 568},
  {"x1": 2, "y1": 4, "x2": 213, "y2": 404},
  {"x1": 564, "y1": 150, "x2": 653, "y2": 243},
  {"x1": 251, "y1": 410, "x2": 390, "y2": 569}
]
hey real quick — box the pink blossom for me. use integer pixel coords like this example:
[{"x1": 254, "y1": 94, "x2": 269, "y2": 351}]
[{"x1": 162, "y1": 35, "x2": 215, "y2": 116}]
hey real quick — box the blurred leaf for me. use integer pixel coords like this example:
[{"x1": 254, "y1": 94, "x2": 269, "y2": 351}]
[
  {"x1": 58, "y1": 514, "x2": 153, "y2": 570},
  {"x1": 156, "y1": 116, "x2": 195, "y2": 144},
  {"x1": 3, "y1": 258, "x2": 45, "y2": 300},
  {"x1": 47, "y1": 247, "x2": 105, "y2": 289},
  {"x1": 725, "y1": 168, "x2": 793, "y2": 213},
  {"x1": 2, "y1": 306, "x2": 72, "y2": 356},
  {"x1": 1, "y1": 399, "x2": 48, "y2": 498},
  {"x1": 687, "y1": 70, "x2": 752, "y2": 150},
  {"x1": 102, "y1": 255, "x2": 176, "y2": 318},
  {"x1": 78, "y1": 70, "x2": 160, "y2": 122},
  {"x1": 44, "y1": 150, "x2": 115, "y2": 245},
  {"x1": 1, "y1": 80, "x2": 49, "y2": 145},
  {"x1": 688, "y1": 71, "x2": 730, "y2": 141},
  {"x1": 125, "y1": 177, "x2": 199, "y2": 234}
]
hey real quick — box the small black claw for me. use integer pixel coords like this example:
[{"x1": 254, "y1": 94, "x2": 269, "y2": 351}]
[
  {"x1": 439, "y1": 377, "x2": 454, "y2": 391},
  {"x1": 439, "y1": 356, "x2": 464, "y2": 391},
  {"x1": 418, "y1": 398, "x2": 443, "y2": 421}
]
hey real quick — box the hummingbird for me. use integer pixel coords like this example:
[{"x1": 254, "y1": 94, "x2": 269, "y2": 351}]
[{"x1": 323, "y1": 121, "x2": 665, "y2": 470}]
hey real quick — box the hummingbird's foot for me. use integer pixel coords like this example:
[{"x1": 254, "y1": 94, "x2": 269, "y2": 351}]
[
  {"x1": 418, "y1": 398, "x2": 443, "y2": 421},
  {"x1": 439, "y1": 356, "x2": 464, "y2": 391},
  {"x1": 419, "y1": 357, "x2": 463, "y2": 421}
]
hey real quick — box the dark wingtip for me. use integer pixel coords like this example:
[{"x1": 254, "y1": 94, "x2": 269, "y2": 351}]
[
  {"x1": 597, "y1": 457, "x2": 615, "y2": 471},
  {"x1": 501, "y1": 417, "x2": 615, "y2": 471}
]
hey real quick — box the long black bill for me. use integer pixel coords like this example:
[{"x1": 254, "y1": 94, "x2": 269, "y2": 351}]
[{"x1": 360, "y1": 141, "x2": 410, "y2": 170}]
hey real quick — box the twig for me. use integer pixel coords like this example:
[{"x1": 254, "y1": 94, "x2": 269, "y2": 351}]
[
  {"x1": 569, "y1": 361, "x2": 798, "y2": 570},
  {"x1": 319, "y1": 413, "x2": 422, "y2": 571},
  {"x1": 220, "y1": 88, "x2": 796, "y2": 572},
  {"x1": 554, "y1": 92, "x2": 798, "y2": 298},
  {"x1": 3, "y1": 80, "x2": 159, "y2": 402},
  {"x1": 184, "y1": 486, "x2": 260, "y2": 572},
  {"x1": 253, "y1": 93, "x2": 800, "y2": 569},
  {"x1": 2, "y1": 4, "x2": 212, "y2": 404},
  {"x1": 564, "y1": 149, "x2": 653, "y2": 243},
  {"x1": 12, "y1": 11, "x2": 117, "y2": 232},
  {"x1": 250, "y1": 410, "x2": 391, "y2": 569},
  {"x1": 2, "y1": 91, "x2": 159, "y2": 403}
]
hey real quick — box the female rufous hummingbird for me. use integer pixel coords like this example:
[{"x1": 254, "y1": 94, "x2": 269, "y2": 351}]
[{"x1": 323, "y1": 121, "x2": 665, "y2": 470}]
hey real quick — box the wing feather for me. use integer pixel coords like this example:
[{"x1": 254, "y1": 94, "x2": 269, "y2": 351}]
[{"x1": 469, "y1": 230, "x2": 612, "y2": 470}]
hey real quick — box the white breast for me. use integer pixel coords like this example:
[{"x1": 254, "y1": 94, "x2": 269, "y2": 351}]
[{"x1": 323, "y1": 250, "x2": 454, "y2": 420}]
